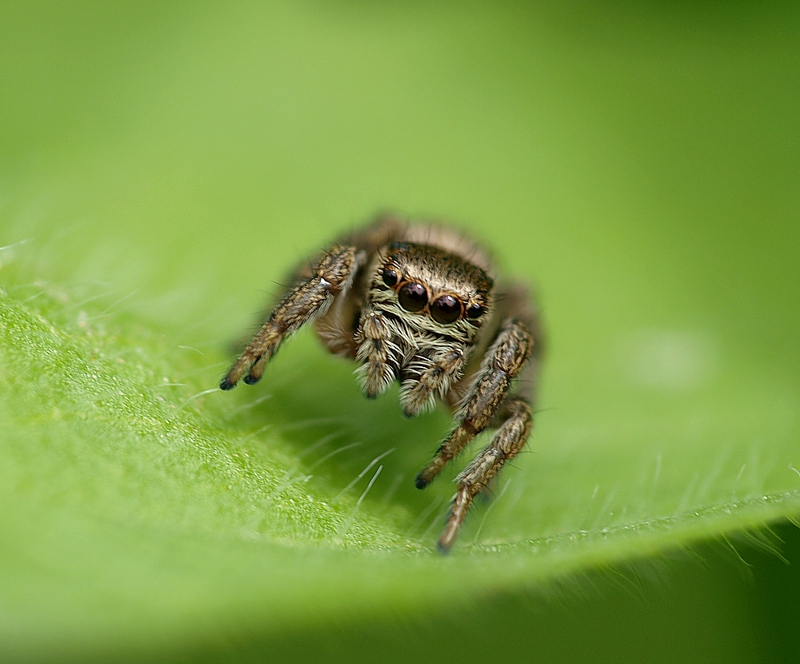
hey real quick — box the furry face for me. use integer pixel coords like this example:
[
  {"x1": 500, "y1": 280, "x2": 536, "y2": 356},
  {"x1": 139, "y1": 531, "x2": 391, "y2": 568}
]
[{"x1": 355, "y1": 242, "x2": 494, "y2": 417}]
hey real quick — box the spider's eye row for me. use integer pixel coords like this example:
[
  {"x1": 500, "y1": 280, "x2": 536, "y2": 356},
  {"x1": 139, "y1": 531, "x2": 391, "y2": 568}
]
[
  {"x1": 466, "y1": 303, "x2": 484, "y2": 319},
  {"x1": 382, "y1": 267, "x2": 399, "y2": 287},
  {"x1": 398, "y1": 282, "x2": 428, "y2": 312},
  {"x1": 431, "y1": 295, "x2": 462, "y2": 324}
]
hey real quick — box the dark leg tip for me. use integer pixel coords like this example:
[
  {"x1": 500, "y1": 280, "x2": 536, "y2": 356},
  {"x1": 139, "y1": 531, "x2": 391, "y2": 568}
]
[
  {"x1": 219, "y1": 378, "x2": 236, "y2": 391},
  {"x1": 436, "y1": 540, "x2": 452, "y2": 556},
  {"x1": 414, "y1": 473, "x2": 430, "y2": 490},
  {"x1": 243, "y1": 374, "x2": 261, "y2": 385}
]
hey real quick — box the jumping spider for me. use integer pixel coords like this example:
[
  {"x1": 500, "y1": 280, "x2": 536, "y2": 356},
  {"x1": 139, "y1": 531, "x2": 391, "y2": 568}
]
[{"x1": 220, "y1": 215, "x2": 543, "y2": 553}]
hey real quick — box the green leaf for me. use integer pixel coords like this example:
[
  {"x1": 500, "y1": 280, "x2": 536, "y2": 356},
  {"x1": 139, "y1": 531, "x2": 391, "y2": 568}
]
[{"x1": 1, "y1": 1, "x2": 799, "y2": 661}]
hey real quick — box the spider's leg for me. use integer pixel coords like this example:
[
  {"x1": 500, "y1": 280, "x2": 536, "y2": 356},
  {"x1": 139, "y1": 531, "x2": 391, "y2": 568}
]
[
  {"x1": 220, "y1": 245, "x2": 360, "y2": 390},
  {"x1": 400, "y1": 347, "x2": 467, "y2": 418},
  {"x1": 415, "y1": 319, "x2": 533, "y2": 490},
  {"x1": 438, "y1": 396, "x2": 532, "y2": 553}
]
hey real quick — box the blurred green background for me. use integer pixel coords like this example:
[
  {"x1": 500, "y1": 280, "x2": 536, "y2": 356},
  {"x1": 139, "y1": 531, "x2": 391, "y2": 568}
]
[{"x1": 1, "y1": 1, "x2": 799, "y2": 662}]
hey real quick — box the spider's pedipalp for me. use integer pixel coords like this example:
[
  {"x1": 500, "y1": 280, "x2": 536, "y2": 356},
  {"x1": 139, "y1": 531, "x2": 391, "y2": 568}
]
[
  {"x1": 354, "y1": 310, "x2": 399, "y2": 398},
  {"x1": 400, "y1": 347, "x2": 466, "y2": 418}
]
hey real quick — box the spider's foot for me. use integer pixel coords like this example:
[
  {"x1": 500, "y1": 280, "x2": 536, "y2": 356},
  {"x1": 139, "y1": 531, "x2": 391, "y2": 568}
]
[
  {"x1": 414, "y1": 472, "x2": 431, "y2": 490},
  {"x1": 219, "y1": 377, "x2": 236, "y2": 391},
  {"x1": 244, "y1": 354, "x2": 269, "y2": 385},
  {"x1": 415, "y1": 456, "x2": 446, "y2": 489}
]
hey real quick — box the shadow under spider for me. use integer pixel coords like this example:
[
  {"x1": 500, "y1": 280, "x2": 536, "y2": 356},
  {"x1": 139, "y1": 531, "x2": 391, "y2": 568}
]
[{"x1": 226, "y1": 335, "x2": 466, "y2": 525}]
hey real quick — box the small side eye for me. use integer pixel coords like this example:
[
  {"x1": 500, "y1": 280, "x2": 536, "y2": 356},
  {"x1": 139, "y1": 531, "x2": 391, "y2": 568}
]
[
  {"x1": 466, "y1": 303, "x2": 484, "y2": 319},
  {"x1": 431, "y1": 295, "x2": 462, "y2": 324},
  {"x1": 382, "y1": 267, "x2": 399, "y2": 287},
  {"x1": 398, "y1": 282, "x2": 428, "y2": 312}
]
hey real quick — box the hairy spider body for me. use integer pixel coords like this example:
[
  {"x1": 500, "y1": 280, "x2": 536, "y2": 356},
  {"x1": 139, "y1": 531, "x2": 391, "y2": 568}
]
[{"x1": 221, "y1": 215, "x2": 543, "y2": 553}]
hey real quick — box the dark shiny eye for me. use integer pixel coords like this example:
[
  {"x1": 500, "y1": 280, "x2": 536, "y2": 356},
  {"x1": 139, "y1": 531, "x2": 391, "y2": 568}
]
[
  {"x1": 431, "y1": 295, "x2": 462, "y2": 324},
  {"x1": 398, "y1": 282, "x2": 428, "y2": 312},
  {"x1": 382, "y1": 267, "x2": 399, "y2": 287},
  {"x1": 467, "y1": 303, "x2": 484, "y2": 319}
]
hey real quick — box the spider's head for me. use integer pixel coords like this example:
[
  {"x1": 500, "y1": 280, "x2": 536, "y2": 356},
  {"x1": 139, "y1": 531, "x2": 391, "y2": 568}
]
[{"x1": 370, "y1": 242, "x2": 493, "y2": 343}]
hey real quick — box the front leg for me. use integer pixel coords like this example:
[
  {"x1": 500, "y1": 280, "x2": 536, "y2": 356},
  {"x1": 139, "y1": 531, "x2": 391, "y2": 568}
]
[
  {"x1": 439, "y1": 397, "x2": 532, "y2": 552},
  {"x1": 220, "y1": 245, "x2": 360, "y2": 390},
  {"x1": 415, "y1": 319, "x2": 533, "y2": 489}
]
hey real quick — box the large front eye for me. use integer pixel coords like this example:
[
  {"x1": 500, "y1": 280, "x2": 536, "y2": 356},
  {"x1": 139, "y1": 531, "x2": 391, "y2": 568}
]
[
  {"x1": 431, "y1": 294, "x2": 462, "y2": 324},
  {"x1": 398, "y1": 282, "x2": 428, "y2": 312}
]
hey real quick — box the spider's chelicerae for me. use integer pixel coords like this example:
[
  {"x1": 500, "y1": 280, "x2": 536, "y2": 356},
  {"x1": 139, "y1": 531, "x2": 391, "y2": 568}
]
[{"x1": 220, "y1": 215, "x2": 543, "y2": 553}]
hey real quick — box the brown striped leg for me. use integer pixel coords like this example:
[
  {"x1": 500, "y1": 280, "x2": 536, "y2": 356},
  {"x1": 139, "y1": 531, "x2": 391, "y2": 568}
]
[
  {"x1": 415, "y1": 319, "x2": 533, "y2": 490},
  {"x1": 437, "y1": 397, "x2": 532, "y2": 553},
  {"x1": 220, "y1": 245, "x2": 360, "y2": 390}
]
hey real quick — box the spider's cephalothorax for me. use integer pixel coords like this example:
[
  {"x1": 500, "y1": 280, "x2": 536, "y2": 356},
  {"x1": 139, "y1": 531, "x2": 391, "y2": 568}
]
[
  {"x1": 220, "y1": 215, "x2": 543, "y2": 553},
  {"x1": 355, "y1": 241, "x2": 494, "y2": 418}
]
